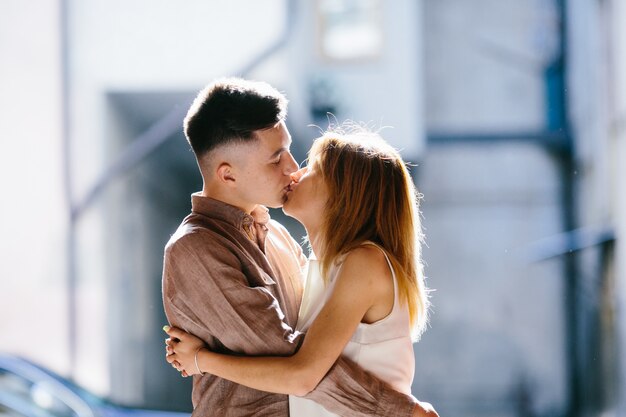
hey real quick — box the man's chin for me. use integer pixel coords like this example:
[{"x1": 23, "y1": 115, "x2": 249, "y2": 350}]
[
  {"x1": 262, "y1": 192, "x2": 291, "y2": 210},
  {"x1": 264, "y1": 199, "x2": 285, "y2": 209},
  {"x1": 278, "y1": 192, "x2": 291, "y2": 207}
]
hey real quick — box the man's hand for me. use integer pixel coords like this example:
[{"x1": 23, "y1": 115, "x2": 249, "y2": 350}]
[{"x1": 413, "y1": 401, "x2": 439, "y2": 417}]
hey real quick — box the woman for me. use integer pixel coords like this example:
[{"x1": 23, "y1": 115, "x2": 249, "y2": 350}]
[{"x1": 165, "y1": 128, "x2": 434, "y2": 416}]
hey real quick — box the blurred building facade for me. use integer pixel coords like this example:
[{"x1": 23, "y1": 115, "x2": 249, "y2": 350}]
[{"x1": 1, "y1": 1, "x2": 625, "y2": 416}]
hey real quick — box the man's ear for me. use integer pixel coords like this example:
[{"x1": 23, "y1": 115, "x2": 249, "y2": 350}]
[{"x1": 216, "y1": 162, "x2": 236, "y2": 185}]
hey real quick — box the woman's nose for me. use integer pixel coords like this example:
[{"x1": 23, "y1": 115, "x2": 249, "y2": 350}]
[{"x1": 290, "y1": 167, "x2": 307, "y2": 183}]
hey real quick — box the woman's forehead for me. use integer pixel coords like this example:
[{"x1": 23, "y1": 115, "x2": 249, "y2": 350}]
[{"x1": 306, "y1": 153, "x2": 322, "y2": 166}]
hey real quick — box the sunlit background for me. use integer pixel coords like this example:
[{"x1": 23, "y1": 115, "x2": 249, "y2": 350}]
[{"x1": 1, "y1": 0, "x2": 625, "y2": 416}]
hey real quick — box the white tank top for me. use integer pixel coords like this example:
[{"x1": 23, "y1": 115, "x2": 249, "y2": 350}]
[{"x1": 289, "y1": 243, "x2": 415, "y2": 416}]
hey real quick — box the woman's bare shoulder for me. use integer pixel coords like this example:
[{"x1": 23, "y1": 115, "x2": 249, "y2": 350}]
[
  {"x1": 340, "y1": 245, "x2": 393, "y2": 288},
  {"x1": 339, "y1": 245, "x2": 394, "y2": 322}
]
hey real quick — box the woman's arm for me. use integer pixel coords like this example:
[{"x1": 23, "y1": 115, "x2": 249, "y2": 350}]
[{"x1": 166, "y1": 246, "x2": 393, "y2": 396}]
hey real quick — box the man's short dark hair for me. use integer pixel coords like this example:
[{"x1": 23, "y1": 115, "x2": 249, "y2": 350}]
[{"x1": 183, "y1": 77, "x2": 288, "y2": 157}]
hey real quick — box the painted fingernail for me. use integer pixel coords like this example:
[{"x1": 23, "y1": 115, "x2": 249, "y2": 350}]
[{"x1": 163, "y1": 325, "x2": 170, "y2": 332}]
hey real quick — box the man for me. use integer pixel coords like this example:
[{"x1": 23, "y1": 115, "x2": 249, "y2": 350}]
[{"x1": 162, "y1": 77, "x2": 436, "y2": 416}]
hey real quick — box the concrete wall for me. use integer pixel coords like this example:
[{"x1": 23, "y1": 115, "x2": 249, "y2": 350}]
[
  {"x1": 416, "y1": 143, "x2": 565, "y2": 416},
  {"x1": 568, "y1": 0, "x2": 625, "y2": 414},
  {"x1": 567, "y1": 0, "x2": 611, "y2": 227},
  {"x1": 0, "y1": 0, "x2": 68, "y2": 373},
  {"x1": 424, "y1": 0, "x2": 556, "y2": 133},
  {"x1": 418, "y1": 0, "x2": 567, "y2": 415},
  {"x1": 609, "y1": 0, "x2": 626, "y2": 414}
]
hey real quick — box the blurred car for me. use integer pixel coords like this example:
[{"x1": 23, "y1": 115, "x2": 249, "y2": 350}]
[{"x1": 0, "y1": 354, "x2": 189, "y2": 417}]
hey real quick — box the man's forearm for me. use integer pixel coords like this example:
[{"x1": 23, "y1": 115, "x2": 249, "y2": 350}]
[{"x1": 303, "y1": 355, "x2": 416, "y2": 417}]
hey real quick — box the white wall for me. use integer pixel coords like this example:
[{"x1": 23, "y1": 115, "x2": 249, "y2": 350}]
[{"x1": 0, "y1": 0, "x2": 69, "y2": 373}]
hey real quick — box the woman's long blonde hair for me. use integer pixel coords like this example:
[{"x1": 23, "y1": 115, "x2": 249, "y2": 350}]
[{"x1": 310, "y1": 127, "x2": 429, "y2": 339}]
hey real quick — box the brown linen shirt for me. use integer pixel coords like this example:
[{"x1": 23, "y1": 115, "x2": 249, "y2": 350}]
[{"x1": 162, "y1": 193, "x2": 416, "y2": 417}]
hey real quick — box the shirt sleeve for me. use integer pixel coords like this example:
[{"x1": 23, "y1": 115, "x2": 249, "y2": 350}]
[
  {"x1": 304, "y1": 355, "x2": 417, "y2": 417},
  {"x1": 163, "y1": 231, "x2": 303, "y2": 356}
]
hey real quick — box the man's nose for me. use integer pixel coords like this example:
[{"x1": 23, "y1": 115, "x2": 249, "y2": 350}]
[{"x1": 284, "y1": 152, "x2": 298, "y2": 174}]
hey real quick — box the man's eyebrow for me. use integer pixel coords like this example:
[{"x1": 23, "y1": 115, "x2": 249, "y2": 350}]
[
  {"x1": 269, "y1": 147, "x2": 288, "y2": 160},
  {"x1": 268, "y1": 139, "x2": 292, "y2": 160}
]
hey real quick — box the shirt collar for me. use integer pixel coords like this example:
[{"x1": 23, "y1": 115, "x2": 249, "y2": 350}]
[{"x1": 191, "y1": 192, "x2": 270, "y2": 230}]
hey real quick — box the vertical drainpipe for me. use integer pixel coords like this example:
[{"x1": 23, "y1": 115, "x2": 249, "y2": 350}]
[
  {"x1": 547, "y1": 0, "x2": 580, "y2": 415},
  {"x1": 59, "y1": 0, "x2": 77, "y2": 377}
]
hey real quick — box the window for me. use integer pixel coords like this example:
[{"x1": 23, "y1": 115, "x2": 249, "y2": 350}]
[{"x1": 317, "y1": 0, "x2": 383, "y2": 61}]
